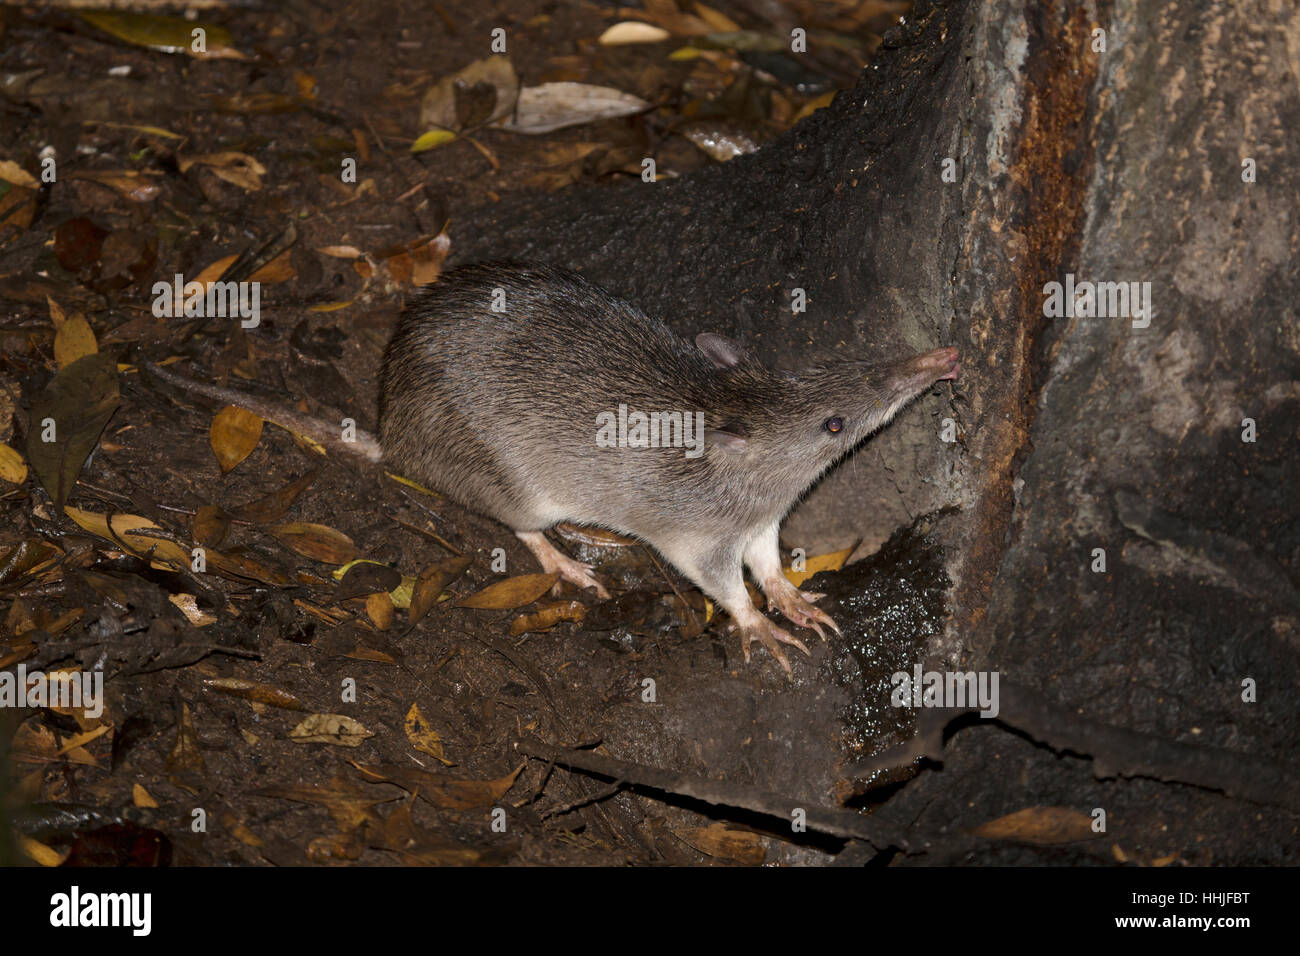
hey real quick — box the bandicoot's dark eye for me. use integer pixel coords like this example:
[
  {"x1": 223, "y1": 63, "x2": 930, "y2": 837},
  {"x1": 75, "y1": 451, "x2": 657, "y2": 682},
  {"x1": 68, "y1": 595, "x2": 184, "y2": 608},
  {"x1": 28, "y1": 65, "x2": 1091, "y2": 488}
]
[{"x1": 823, "y1": 416, "x2": 844, "y2": 434}]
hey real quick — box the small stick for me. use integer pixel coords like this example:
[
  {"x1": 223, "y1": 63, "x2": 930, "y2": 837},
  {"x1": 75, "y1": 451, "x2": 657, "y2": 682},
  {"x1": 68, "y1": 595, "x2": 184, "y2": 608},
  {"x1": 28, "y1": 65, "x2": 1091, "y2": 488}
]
[{"x1": 515, "y1": 737, "x2": 907, "y2": 850}]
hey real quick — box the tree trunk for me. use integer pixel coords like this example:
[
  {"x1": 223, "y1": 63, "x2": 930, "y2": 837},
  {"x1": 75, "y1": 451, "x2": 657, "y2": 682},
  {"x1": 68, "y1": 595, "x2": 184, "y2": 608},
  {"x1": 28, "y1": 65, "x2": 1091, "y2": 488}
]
[{"x1": 459, "y1": 0, "x2": 1300, "y2": 862}]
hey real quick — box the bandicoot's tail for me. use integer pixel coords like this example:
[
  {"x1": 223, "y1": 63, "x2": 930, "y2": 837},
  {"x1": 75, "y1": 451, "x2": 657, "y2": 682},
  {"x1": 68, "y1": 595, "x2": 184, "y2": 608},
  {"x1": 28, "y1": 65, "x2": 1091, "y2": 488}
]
[{"x1": 141, "y1": 361, "x2": 384, "y2": 463}]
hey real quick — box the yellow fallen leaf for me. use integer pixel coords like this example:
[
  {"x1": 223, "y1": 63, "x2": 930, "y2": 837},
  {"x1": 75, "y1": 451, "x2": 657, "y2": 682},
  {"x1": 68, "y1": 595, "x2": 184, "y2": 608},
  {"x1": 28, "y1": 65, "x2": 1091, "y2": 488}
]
[
  {"x1": 509, "y1": 600, "x2": 586, "y2": 636},
  {"x1": 673, "y1": 822, "x2": 765, "y2": 864},
  {"x1": 366, "y1": 591, "x2": 394, "y2": 629},
  {"x1": 210, "y1": 405, "x2": 264, "y2": 473},
  {"x1": 270, "y1": 522, "x2": 358, "y2": 564},
  {"x1": 81, "y1": 11, "x2": 247, "y2": 60},
  {"x1": 53, "y1": 314, "x2": 97, "y2": 368},
  {"x1": 55, "y1": 724, "x2": 110, "y2": 756},
  {"x1": 19, "y1": 836, "x2": 67, "y2": 867},
  {"x1": 133, "y1": 783, "x2": 159, "y2": 808},
  {"x1": 783, "y1": 544, "x2": 855, "y2": 587},
  {"x1": 91, "y1": 122, "x2": 184, "y2": 140},
  {"x1": 289, "y1": 714, "x2": 373, "y2": 747},
  {"x1": 249, "y1": 249, "x2": 296, "y2": 283},
  {"x1": 388, "y1": 575, "x2": 415, "y2": 609},
  {"x1": 385, "y1": 472, "x2": 441, "y2": 495},
  {"x1": 179, "y1": 151, "x2": 266, "y2": 190},
  {"x1": 63, "y1": 506, "x2": 191, "y2": 567},
  {"x1": 973, "y1": 806, "x2": 1096, "y2": 845},
  {"x1": 46, "y1": 296, "x2": 66, "y2": 329},
  {"x1": 0, "y1": 443, "x2": 27, "y2": 484},
  {"x1": 692, "y1": 3, "x2": 742, "y2": 32},
  {"x1": 410, "y1": 555, "x2": 473, "y2": 622},
  {"x1": 404, "y1": 703, "x2": 453, "y2": 765},
  {"x1": 456, "y1": 573, "x2": 559, "y2": 610},
  {"x1": 307, "y1": 299, "x2": 358, "y2": 313},
  {"x1": 0, "y1": 160, "x2": 38, "y2": 189},
  {"x1": 410, "y1": 129, "x2": 458, "y2": 153}
]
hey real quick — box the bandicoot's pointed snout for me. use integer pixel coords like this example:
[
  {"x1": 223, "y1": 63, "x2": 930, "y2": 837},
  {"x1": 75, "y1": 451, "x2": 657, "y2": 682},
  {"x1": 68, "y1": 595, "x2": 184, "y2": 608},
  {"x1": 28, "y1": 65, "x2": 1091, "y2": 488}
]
[{"x1": 916, "y1": 346, "x2": 960, "y2": 381}]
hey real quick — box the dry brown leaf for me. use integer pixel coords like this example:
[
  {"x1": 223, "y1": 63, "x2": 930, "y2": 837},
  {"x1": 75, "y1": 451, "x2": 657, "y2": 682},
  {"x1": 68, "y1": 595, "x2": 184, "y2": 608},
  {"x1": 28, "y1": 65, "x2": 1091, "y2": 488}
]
[
  {"x1": 456, "y1": 572, "x2": 559, "y2": 610},
  {"x1": 554, "y1": 523, "x2": 638, "y2": 546},
  {"x1": 55, "y1": 724, "x2": 110, "y2": 755},
  {"x1": 619, "y1": 0, "x2": 713, "y2": 35},
  {"x1": 210, "y1": 405, "x2": 263, "y2": 473},
  {"x1": 168, "y1": 593, "x2": 217, "y2": 626},
  {"x1": 45, "y1": 296, "x2": 67, "y2": 328},
  {"x1": 410, "y1": 554, "x2": 474, "y2": 622},
  {"x1": 220, "y1": 811, "x2": 265, "y2": 848},
  {"x1": 365, "y1": 591, "x2": 394, "y2": 629},
  {"x1": 972, "y1": 806, "x2": 1096, "y2": 845},
  {"x1": 289, "y1": 714, "x2": 373, "y2": 747},
  {"x1": 203, "y1": 549, "x2": 293, "y2": 587},
  {"x1": 166, "y1": 702, "x2": 205, "y2": 774},
  {"x1": 256, "y1": 776, "x2": 387, "y2": 830},
  {"x1": 66, "y1": 169, "x2": 161, "y2": 202},
  {"x1": 270, "y1": 522, "x2": 358, "y2": 564},
  {"x1": 419, "y1": 55, "x2": 520, "y2": 131},
  {"x1": 352, "y1": 761, "x2": 522, "y2": 810},
  {"x1": 674, "y1": 822, "x2": 766, "y2": 864},
  {"x1": 509, "y1": 600, "x2": 586, "y2": 636},
  {"x1": 178, "y1": 152, "x2": 266, "y2": 190},
  {"x1": 229, "y1": 469, "x2": 318, "y2": 524},
  {"x1": 132, "y1": 783, "x2": 159, "y2": 808},
  {"x1": 203, "y1": 676, "x2": 308, "y2": 711},
  {"x1": 403, "y1": 703, "x2": 453, "y2": 765},
  {"x1": 191, "y1": 504, "x2": 230, "y2": 547},
  {"x1": 317, "y1": 245, "x2": 365, "y2": 259},
  {"x1": 10, "y1": 721, "x2": 59, "y2": 763},
  {"x1": 249, "y1": 249, "x2": 296, "y2": 283},
  {"x1": 377, "y1": 234, "x2": 450, "y2": 288},
  {"x1": 692, "y1": 3, "x2": 742, "y2": 32}
]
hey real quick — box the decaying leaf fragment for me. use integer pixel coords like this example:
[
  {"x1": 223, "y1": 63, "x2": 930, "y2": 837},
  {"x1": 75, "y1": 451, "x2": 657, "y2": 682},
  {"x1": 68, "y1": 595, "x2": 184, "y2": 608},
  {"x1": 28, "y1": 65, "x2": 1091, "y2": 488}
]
[{"x1": 456, "y1": 572, "x2": 559, "y2": 610}]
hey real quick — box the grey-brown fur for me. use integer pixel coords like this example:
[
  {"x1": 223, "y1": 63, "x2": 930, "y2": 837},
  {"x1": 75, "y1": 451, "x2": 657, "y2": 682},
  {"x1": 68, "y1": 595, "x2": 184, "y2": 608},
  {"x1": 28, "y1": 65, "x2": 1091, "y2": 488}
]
[
  {"x1": 145, "y1": 263, "x2": 958, "y2": 672},
  {"x1": 380, "y1": 262, "x2": 959, "y2": 672}
]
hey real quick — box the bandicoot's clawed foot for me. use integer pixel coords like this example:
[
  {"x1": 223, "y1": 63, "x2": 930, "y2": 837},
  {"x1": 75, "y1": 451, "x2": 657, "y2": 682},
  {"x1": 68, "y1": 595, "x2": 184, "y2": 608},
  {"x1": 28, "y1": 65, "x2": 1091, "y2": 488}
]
[
  {"x1": 765, "y1": 577, "x2": 842, "y2": 640},
  {"x1": 552, "y1": 558, "x2": 611, "y2": 599},
  {"x1": 516, "y1": 530, "x2": 612, "y2": 599},
  {"x1": 733, "y1": 612, "x2": 811, "y2": 676}
]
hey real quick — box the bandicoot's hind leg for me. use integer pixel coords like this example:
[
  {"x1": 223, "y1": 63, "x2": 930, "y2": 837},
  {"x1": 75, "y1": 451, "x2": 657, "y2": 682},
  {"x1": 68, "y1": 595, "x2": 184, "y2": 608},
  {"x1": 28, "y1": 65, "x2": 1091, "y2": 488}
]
[
  {"x1": 742, "y1": 521, "x2": 840, "y2": 639},
  {"x1": 657, "y1": 537, "x2": 809, "y2": 676},
  {"x1": 515, "y1": 530, "x2": 611, "y2": 598}
]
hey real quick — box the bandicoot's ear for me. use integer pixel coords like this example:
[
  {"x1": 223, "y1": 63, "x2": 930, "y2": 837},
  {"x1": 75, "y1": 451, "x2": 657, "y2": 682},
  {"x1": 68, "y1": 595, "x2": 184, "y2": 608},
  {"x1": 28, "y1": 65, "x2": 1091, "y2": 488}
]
[
  {"x1": 705, "y1": 420, "x2": 748, "y2": 453},
  {"x1": 695, "y1": 332, "x2": 748, "y2": 369}
]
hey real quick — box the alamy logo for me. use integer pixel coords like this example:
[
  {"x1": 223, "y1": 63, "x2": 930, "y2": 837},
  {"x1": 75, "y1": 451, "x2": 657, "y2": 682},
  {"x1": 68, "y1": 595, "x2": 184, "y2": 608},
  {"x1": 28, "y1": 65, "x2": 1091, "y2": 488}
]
[
  {"x1": 890, "y1": 665, "x2": 1000, "y2": 718},
  {"x1": 595, "y1": 404, "x2": 705, "y2": 458},
  {"x1": 1042, "y1": 273, "x2": 1151, "y2": 328},
  {"x1": 151, "y1": 273, "x2": 260, "y2": 327},
  {"x1": 50, "y1": 886, "x2": 151, "y2": 936},
  {"x1": 0, "y1": 665, "x2": 103, "y2": 719}
]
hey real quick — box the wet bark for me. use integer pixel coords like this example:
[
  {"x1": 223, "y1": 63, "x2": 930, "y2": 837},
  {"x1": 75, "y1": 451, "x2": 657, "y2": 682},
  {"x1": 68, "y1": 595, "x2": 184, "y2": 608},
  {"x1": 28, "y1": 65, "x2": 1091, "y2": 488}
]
[{"x1": 458, "y1": 0, "x2": 1300, "y2": 860}]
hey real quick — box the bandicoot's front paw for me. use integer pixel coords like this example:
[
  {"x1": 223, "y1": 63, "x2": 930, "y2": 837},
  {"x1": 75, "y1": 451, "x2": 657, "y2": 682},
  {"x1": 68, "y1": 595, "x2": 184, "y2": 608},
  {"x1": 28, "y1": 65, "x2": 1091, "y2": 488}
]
[
  {"x1": 765, "y1": 579, "x2": 842, "y2": 639},
  {"x1": 734, "y1": 615, "x2": 811, "y2": 676}
]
